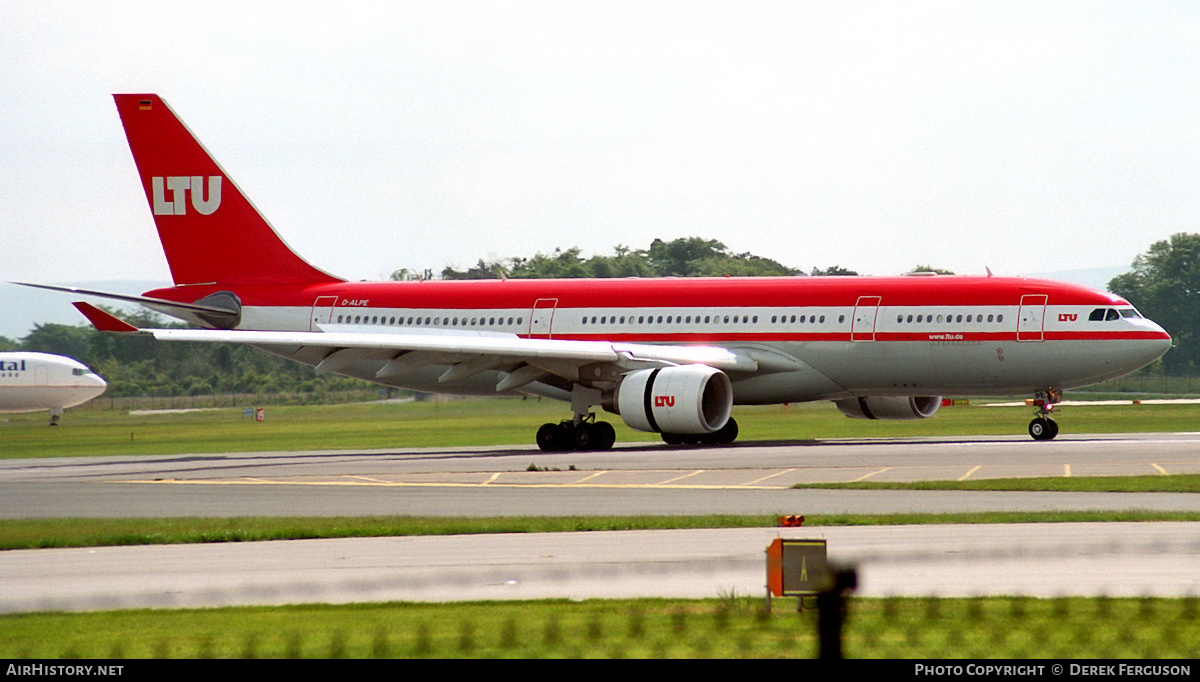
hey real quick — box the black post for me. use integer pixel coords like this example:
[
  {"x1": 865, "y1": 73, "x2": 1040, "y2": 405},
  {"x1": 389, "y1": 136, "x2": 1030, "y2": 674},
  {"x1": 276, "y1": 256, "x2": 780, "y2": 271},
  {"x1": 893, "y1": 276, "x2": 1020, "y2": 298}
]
[{"x1": 817, "y1": 567, "x2": 858, "y2": 659}]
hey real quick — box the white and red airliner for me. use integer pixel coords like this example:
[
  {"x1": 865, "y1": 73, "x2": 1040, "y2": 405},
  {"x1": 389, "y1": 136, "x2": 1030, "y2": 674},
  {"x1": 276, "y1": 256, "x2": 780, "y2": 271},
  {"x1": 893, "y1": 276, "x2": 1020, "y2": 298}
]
[
  {"x1": 0, "y1": 352, "x2": 107, "y2": 424},
  {"x1": 28, "y1": 94, "x2": 1172, "y2": 449}
]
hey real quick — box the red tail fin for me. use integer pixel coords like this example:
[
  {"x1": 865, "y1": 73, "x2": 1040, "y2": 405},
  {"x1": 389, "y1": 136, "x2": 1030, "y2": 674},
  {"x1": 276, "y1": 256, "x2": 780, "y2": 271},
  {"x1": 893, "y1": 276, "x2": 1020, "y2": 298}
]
[{"x1": 113, "y1": 94, "x2": 342, "y2": 287}]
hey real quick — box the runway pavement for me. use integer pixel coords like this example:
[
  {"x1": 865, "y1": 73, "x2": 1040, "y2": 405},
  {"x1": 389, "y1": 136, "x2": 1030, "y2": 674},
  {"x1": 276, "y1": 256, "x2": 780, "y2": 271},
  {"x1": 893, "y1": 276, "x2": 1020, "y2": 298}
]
[
  {"x1": 2, "y1": 523, "x2": 1197, "y2": 613},
  {"x1": 2, "y1": 433, "x2": 1199, "y2": 611},
  {"x1": 3, "y1": 432, "x2": 1200, "y2": 517}
]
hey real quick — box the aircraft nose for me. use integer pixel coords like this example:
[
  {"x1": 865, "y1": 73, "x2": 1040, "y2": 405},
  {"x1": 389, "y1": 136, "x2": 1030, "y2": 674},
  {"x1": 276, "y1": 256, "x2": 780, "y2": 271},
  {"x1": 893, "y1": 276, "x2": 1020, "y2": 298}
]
[
  {"x1": 1144, "y1": 321, "x2": 1173, "y2": 362},
  {"x1": 87, "y1": 373, "x2": 108, "y2": 396}
]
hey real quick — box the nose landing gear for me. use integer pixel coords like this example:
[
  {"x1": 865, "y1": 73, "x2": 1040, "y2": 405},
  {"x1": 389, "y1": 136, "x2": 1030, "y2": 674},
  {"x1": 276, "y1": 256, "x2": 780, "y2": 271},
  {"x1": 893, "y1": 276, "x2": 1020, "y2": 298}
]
[{"x1": 1028, "y1": 389, "x2": 1062, "y2": 441}]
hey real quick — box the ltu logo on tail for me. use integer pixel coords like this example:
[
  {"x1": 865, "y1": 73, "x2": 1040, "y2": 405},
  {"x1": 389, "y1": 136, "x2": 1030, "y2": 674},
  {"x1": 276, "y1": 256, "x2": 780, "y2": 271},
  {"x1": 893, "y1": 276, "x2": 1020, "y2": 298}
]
[{"x1": 152, "y1": 176, "x2": 222, "y2": 216}]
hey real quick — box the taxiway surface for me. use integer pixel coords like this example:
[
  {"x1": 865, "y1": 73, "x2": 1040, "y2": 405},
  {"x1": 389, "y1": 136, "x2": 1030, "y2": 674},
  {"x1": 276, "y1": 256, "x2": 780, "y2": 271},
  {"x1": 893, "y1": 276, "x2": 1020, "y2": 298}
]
[
  {"x1": 3, "y1": 433, "x2": 1200, "y2": 517},
  {"x1": 3, "y1": 434, "x2": 1199, "y2": 611}
]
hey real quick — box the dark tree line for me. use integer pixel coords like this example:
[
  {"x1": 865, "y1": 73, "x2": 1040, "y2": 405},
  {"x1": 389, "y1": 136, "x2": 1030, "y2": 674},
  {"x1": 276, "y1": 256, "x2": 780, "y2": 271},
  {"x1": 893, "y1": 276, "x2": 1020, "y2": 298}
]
[
  {"x1": 424, "y1": 236, "x2": 858, "y2": 280},
  {"x1": 1, "y1": 308, "x2": 370, "y2": 398},
  {"x1": 1108, "y1": 232, "x2": 1200, "y2": 375}
]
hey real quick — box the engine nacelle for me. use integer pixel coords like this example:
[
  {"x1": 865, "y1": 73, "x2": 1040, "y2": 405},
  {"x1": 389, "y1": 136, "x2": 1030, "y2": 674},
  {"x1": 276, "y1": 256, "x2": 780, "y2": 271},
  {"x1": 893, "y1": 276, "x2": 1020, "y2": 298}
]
[
  {"x1": 834, "y1": 396, "x2": 942, "y2": 420},
  {"x1": 615, "y1": 366, "x2": 733, "y2": 434}
]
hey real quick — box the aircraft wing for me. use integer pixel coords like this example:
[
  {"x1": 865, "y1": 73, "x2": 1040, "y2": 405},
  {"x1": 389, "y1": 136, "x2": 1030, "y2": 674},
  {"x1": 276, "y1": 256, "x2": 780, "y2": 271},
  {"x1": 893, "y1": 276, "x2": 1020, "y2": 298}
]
[{"x1": 72, "y1": 302, "x2": 761, "y2": 391}]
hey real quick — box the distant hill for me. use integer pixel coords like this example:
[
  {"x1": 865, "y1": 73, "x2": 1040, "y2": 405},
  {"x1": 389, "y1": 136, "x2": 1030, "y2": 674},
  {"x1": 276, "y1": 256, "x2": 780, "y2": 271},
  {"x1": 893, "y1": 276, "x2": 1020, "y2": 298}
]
[{"x1": 1, "y1": 281, "x2": 169, "y2": 341}]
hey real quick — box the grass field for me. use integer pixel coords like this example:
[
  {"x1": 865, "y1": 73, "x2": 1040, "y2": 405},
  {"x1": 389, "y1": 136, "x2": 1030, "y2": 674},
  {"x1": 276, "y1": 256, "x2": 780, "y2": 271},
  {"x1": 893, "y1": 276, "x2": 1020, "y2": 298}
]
[
  {"x1": 2, "y1": 596, "x2": 1196, "y2": 659},
  {"x1": 4, "y1": 394, "x2": 1200, "y2": 459},
  {"x1": 3, "y1": 395, "x2": 1199, "y2": 659}
]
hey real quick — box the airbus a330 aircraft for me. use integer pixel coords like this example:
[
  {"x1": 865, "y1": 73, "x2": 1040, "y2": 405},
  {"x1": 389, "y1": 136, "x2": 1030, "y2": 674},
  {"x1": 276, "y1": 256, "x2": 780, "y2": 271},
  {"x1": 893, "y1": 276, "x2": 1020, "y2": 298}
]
[
  {"x1": 28, "y1": 94, "x2": 1173, "y2": 449},
  {"x1": 0, "y1": 352, "x2": 107, "y2": 424}
]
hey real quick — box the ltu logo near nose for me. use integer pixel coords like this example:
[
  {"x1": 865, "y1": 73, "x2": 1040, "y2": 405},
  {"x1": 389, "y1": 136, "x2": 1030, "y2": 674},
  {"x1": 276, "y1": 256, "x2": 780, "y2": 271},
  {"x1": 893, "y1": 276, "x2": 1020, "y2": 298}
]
[{"x1": 152, "y1": 176, "x2": 222, "y2": 216}]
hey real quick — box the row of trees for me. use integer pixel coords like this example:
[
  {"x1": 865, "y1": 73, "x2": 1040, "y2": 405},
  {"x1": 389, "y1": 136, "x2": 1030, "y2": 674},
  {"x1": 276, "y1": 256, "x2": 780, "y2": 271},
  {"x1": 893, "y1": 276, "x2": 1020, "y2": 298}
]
[
  {"x1": 417, "y1": 237, "x2": 861, "y2": 280},
  {"x1": 0, "y1": 309, "x2": 372, "y2": 399},
  {"x1": 1107, "y1": 232, "x2": 1200, "y2": 375}
]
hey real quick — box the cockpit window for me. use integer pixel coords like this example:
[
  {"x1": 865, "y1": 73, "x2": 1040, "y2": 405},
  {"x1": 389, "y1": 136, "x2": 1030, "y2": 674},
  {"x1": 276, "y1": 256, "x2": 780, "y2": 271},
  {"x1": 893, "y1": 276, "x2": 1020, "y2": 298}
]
[{"x1": 1091, "y1": 307, "x2": 1136, "y2": 321}]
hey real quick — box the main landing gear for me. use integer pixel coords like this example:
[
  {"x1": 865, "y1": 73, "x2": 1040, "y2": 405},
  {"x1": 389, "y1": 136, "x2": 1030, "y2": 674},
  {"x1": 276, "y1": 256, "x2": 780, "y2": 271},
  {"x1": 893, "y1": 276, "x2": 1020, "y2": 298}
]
[
  {"x1": 1028, "y1": 389, "x2": 1062, "y2": 441},
  {"x1": 534, "y1": 416, "x2": 742, "y2": 451},
  {"x1": 536, "y1": 415, "x2": 617, "y2": 452}
]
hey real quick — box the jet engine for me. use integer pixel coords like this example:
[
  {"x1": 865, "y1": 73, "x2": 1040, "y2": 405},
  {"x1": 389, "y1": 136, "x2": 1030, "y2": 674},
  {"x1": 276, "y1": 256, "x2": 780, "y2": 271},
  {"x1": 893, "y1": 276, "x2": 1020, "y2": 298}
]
[
  {"x1": 614, "y1": 365, "x2": 733, "y2": 434},
  {"x1": 834, "y1": 396, "x2": 942, "y2": 420}
]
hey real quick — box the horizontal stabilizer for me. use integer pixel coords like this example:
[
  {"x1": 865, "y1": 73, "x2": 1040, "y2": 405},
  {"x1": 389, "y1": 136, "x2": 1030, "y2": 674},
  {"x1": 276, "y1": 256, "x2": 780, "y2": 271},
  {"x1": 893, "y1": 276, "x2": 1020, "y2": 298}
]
[
  {"x1": 72, "y1": 302, "x2": 142, "y2": 333},
  {"x1": 16, "y1": 282, "x2": 237, "y2": 318}
]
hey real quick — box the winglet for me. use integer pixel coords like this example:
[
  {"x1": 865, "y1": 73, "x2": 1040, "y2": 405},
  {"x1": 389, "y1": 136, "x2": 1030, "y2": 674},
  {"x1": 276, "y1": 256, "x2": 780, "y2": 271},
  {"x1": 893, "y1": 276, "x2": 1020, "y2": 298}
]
[{"x1": 72, "y1": 302, "x2": 141, "y2": 333}]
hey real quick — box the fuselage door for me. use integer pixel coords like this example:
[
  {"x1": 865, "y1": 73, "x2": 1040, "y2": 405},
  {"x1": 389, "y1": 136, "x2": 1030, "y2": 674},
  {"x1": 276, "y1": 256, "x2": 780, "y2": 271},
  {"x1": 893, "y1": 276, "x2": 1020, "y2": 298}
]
[
  {"x1": 1018, "y1": 294, "x2": 1048, "y2": 342},
  {"x1": 529, "y1": 298, "x2": 558, "y2": 339},
  {"x1": 310, "y1": 295, "x2": 339, "y2": 331},
  {"x1": 851, "y1": 296, "x2": 882, "y2": 342}
]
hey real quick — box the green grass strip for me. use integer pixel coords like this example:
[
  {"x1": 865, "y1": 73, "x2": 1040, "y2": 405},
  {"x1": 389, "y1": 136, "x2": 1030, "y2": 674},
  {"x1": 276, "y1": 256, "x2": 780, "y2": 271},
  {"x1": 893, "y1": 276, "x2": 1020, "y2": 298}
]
[
  {"x1": 2, "y1": 596, "x2": 1197, "y2": 658},
  {"x1": 7, "y1": 398, "x2": 1200, "y2": 459},
  {"x1": 793, "y1": 473, "x2": 1200, "y2": 493},
  {"x1": 4, "y1": 512, "x2": 1200, "y2": 551}
]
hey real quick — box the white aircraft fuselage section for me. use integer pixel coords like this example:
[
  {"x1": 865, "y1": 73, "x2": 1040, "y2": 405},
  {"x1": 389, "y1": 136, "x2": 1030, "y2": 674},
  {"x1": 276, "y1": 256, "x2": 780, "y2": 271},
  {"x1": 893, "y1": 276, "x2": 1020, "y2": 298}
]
[
  {"x1": 140, "y1": 274, "x2": 1171, "y2": 405},
  {"x1": 0, "y1": 352, "x2": 107, "y2": 414}
]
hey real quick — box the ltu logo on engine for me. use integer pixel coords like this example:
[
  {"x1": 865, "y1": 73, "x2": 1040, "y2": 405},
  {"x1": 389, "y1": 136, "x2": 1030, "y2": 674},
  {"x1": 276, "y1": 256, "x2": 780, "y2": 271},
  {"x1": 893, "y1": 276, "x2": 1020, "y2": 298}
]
[
  {"x1": 152, "y1": 176, "x2": 222, "y2": 216},
  {"x1": 654, "y1": 395, "x2": 676, "y2": 408}
]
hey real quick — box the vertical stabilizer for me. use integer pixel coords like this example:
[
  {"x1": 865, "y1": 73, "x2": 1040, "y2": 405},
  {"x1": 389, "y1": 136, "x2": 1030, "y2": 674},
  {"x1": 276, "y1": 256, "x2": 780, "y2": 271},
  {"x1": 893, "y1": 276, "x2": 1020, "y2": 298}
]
[{"x1": 113, "y1": 94, "x2": 342, "y2": 287}]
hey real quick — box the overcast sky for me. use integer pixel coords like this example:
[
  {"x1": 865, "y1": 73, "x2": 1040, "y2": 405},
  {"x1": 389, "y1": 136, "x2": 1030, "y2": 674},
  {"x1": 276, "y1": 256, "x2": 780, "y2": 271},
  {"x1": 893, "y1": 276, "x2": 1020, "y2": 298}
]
[{"x1": 3, "y1": 1, "x2": 1199, "y2": 290}]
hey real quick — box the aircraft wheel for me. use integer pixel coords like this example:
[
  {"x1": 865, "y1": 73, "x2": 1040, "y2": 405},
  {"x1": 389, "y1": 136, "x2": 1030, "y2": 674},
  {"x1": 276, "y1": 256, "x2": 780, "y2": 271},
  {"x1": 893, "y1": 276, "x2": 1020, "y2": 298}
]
[
  {"x1": 594, "y1": 422, "x2": 616, "y2": 450},
  {"x1": 704, "y1": 418, "x2": 738, "y2": 445},
  {"x1": 1028, "y1": 417, "x2": 1058, "y2": 441},
  {"x1": 572, "y1": 423, "x2": 595, "y2": 450},
  {"x1": 537, "y1": 423, "x2": 569, "y2": 452},
  {"x1": 661, "y1": 432, "x2": 685, "y2": 445}
]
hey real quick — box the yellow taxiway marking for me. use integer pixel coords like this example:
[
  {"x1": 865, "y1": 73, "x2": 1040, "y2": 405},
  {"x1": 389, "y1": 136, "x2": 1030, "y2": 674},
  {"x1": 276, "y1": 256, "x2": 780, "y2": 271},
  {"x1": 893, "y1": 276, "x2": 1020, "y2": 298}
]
[
  {"x1": 1152, "y1": 463, "x2": 1169, "y2": 475},
  {"x1": 657, "y1": 470, "x2": 705, "y2": 485},
  {"x1": 852, "y1": 467, "x2": 892, "y2": 482},
  {"x1": 958, "y1": 465, "x2": 982, "y2": 482},
  {"x1": 114, "y1": 477, "x2": 784, "y2": 490},
  {"x1": 569, "y1": 471, "x2": 609, "y2": 484},
  {"x1": 346, "y1": 475, "x2": 392, "y2": 484},
  {"x1": 482, "y1": 473, "x2": 501, "y2": 485},
  {"x1": 741, "y1": 469, "x2": 796, "y2": 486},
  {"x1": 1064, "y1": 464, "x2": 1071, "y2": 478}
]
